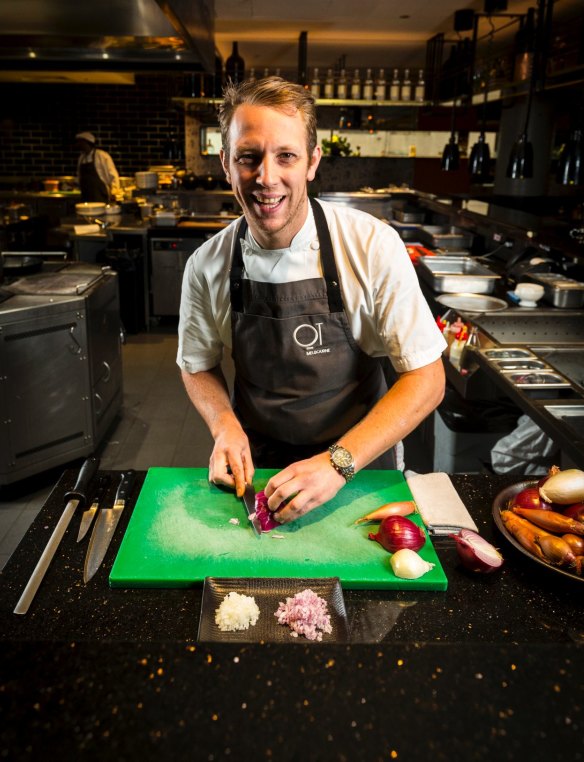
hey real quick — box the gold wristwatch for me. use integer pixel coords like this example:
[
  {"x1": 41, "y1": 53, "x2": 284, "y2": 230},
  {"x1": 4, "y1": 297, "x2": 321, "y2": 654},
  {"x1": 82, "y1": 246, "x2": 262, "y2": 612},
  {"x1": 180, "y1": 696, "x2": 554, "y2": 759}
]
[{"x1": 328, "y1": 444, "x2": 355, "y2": 482}]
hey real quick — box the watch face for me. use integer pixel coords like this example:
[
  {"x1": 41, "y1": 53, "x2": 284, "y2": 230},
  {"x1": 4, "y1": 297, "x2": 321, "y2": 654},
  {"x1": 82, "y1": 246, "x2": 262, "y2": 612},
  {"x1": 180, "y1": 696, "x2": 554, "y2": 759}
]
[{"x1": 332, "y1": 447, "x2": 353, "y2": 468}]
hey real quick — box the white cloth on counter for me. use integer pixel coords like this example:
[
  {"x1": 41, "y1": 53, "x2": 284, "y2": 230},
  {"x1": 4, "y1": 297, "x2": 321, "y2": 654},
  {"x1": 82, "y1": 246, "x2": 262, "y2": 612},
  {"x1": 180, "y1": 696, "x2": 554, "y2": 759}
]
[
  {"x1": 73, "y1": 224, "x2": 101, "y2": 235},
  {"x1": 406, "y1": 471, "x2": 478, "y2": 535}
]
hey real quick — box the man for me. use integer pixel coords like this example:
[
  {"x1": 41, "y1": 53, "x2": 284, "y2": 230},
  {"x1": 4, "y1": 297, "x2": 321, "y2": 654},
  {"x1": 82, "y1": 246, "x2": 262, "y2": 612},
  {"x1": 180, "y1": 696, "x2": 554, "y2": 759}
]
[
  {"x1": 177, "y1": 77, "x2": 446, "y2": 524},
  {"x1": 75, "y1": 131, "x2": 121, "y2": 202}
]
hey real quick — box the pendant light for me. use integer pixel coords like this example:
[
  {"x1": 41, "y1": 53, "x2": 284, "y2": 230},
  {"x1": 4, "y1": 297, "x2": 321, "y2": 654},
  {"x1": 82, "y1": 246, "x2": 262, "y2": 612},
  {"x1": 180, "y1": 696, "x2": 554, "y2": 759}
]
[
  {"x1": 506, "y1": 11, "x2": 537, "y2": 179},
  {"x1": 557, "y1": 128, "x2": 584, "y2": 186},
  {"x1": 468, "y1": 23, "x2": 494, "y2": 183}
]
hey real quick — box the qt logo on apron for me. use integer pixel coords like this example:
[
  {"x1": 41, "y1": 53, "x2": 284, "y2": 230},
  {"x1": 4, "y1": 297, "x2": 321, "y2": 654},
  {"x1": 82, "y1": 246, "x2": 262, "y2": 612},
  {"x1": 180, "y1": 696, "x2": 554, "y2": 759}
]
[{"x1": 292, "y1": 322, "x2": 330, "y2": 355}]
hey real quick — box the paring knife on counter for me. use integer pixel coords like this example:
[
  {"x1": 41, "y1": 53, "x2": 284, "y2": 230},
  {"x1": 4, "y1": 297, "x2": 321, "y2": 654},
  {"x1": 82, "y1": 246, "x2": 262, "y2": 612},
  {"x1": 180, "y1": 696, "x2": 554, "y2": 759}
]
[
  {"x1": 77, "y1": 475, "x2": 110, "y2": 543},
  {"x1": 242, "y1": 483, "x2": 262, "y2": 538},
  {"x1": 14, "y1": 457, "x2": 100, "y2": 615},
  {"x1": 84, "y1": 470, "x2": 136, "y2": 583}
]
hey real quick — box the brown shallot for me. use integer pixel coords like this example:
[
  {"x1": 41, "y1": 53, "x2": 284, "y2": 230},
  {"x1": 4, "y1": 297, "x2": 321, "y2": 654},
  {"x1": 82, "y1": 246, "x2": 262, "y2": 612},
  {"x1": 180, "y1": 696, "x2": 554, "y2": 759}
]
[
  {"x1": 539, "y1": 468, "x2": 584, "y2": 505},
  {"x1": 512, "y1": 507, "x2": 584, "y2": 536},
  {"x1": 354, "y1": 501, "x2": 416, "y2": 524}
]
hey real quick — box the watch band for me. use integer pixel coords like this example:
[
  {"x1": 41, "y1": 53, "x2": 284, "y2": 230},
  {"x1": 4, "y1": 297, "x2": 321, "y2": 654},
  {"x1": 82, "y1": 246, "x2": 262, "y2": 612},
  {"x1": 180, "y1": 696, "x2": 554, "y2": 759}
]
[{"x1": 328, "y1": 443, "x2": 355, "y2": 482}]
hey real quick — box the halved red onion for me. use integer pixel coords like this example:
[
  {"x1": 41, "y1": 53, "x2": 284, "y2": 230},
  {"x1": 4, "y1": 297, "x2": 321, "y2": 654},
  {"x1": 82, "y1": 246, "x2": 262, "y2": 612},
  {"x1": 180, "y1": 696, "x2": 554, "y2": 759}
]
[
  {"x1": 368, "y1": 515, "x2": 425, "y2": 553},
  {"x1": 254, "y1": 490, "x2": 282, "y2": 532},
  {"x1": 451, "y1": 529, "x2": 504, "y2": 574}
]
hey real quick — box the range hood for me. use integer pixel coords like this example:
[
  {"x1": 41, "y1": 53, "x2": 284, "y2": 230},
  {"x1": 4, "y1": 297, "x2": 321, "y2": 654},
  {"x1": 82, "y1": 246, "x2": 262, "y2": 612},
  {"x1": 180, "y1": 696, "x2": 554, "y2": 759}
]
[{"x1": 0, "y1": 0, "x2": 215, "y2": 74}]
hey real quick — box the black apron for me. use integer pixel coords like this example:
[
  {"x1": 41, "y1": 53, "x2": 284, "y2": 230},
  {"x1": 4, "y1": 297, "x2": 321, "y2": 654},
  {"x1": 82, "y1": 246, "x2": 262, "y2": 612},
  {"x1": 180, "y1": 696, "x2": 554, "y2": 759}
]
[
  {"x1": 229, "y1": 198, "x2": 396, "y2": 470},
  {"x1": 79, "y1": 152, "x2": 109, "y2": 202}
]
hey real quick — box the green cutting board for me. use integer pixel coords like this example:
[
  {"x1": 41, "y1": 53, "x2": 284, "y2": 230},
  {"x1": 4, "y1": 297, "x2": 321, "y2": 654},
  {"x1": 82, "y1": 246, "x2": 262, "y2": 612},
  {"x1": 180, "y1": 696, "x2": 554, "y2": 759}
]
[{"x1": 110, "y1": 468, "x2": 448, "y2": 590}]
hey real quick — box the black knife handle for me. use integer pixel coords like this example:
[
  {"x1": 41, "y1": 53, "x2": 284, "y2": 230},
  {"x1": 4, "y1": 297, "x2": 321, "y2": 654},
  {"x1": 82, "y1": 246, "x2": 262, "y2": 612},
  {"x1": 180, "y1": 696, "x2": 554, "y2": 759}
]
[
  {"x1": 63, "y1": 457, "x2": 100, "y2": 509},
  {"x1": 115, "y1": 470, "x2": 136, "y2": 503},
  {"x1": 93, "y1": 475, "x2": 110, "y2": 504}
]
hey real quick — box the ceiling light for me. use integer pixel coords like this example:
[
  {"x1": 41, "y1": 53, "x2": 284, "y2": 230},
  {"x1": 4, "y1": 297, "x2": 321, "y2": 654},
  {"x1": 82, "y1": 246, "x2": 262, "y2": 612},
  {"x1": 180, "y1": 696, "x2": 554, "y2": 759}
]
[
  {"x1": 102, "y1": 52, "x2": 110, "y2": 60},
  {"x1": 28, "y1": 50, "x2": 37, "y2": 59},
  {"x1": 557, "y1": 128, "x2": 584, "y2": 186},
  {"x1": 469, "y1": 23, "x2": 494, "y2": 183}
]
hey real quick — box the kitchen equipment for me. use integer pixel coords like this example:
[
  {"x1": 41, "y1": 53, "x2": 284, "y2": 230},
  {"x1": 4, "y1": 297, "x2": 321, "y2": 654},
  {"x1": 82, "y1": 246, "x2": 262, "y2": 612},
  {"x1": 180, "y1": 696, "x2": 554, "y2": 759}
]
[
  {"x1": 482, "y1": 348, "x2": 536, "y2": 359},
  {"x1": 542, "y1": 404, "x2": 584, "y2": 440},
  {"x1": 150, "y1": 233, "x2": 210, "y2": 316},
  {"x1": 418, "y1": 256, "x2": 501, "y2": 294},
  {"x1": 43, "y1": 179, "x2": 60, "y2": 192},
  {"x1": 535, "y1": 347, "x2": 584, "y2": 393},
  {"x1": 436, "y1": 293, "x2": 508, "y2": 312},
  {"x1": 242, "y1": 484, "x2": 262, "y2": 537},
  {"x1": 198, "y1": 577, "x2": 350, "y2": 643},
  {"x1": 418, "y1": 226, "x2": 472, "y2": 250},
  {"x1": 76, "y1": 202, "x2": 106, "y2": 217},
  {"x1": 151, "y1": 210, "x2": 179, "y2": 227},
  {"x1": 392, "y1": 207, "x2": 425, "y2": 224},
  {"x1": 109, "y1": 468, "x2": 448, "y2": 591},
  {"x1": 525, "y1": 272, "x2": 584, "y2": 309},
  {"x1": 14, "y1": 457, "x2": 100, "y2": 614},
  {"x1": 84, "y1": 470, "x2": 136, "y2": 583},
  {"x1": 499, "y1": 369, "x2": 572, "y2": 390},
  {"x1": 104, "y1": 204, "x2": 121, "y2": 216},
  {"x1": 493, "y1": 480, "x2": 583, "y2": 583},
  {"x1": 77, "y1": 475, "x2": 110, "y2": 542},
  {"x1": 472, "y1": 313, "x2": 584, "y2": 346},
  {"x1": 135, "y1": 171, "x2": 158, "y2": 190}
]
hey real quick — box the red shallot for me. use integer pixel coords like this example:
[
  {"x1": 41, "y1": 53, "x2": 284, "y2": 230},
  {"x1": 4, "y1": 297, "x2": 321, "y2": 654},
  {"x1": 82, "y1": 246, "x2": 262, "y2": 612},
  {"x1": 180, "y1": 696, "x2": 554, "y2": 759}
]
[
  {"x1": 450, "y1": 529, "x2": 504, "y2": 573},
  {"x1": 354, "y1": 500, "x2": 416, "y2": 524},
  {"x1": 561, "y1": 533, "x2": 584, "y2": 556},
  {"x1": 562, "y1": 502, "x2": 584, "y2": 522},
  {"x1": 368, "y1": 515, "x2": 426, "y2": 553},
  {"x1": 510, "y1": 486, "x2": 552, "y2": 511}
]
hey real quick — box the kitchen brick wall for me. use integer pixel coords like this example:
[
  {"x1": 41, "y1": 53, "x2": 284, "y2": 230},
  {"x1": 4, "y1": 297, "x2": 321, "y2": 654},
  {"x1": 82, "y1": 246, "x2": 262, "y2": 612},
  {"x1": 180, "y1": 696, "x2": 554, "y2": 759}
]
[{"x1": 0, "y1": 73, "x2": 186, "y2": 184}]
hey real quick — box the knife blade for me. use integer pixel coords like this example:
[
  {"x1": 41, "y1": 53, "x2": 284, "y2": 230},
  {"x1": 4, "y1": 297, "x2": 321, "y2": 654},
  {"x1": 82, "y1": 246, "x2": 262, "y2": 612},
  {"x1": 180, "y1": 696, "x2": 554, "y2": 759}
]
[
  {"x1": 77, "y1": 475, "x2": 110, "y2": 542},
  {"x1": 84, "y1": 470, "x2": 136, "y2": 583},
  {"x1": 242, "y1": 483, "x2": 262, "y2": 538},
  {"x1": 14, "y1": 457, "x2": 100, "y2": 615}
]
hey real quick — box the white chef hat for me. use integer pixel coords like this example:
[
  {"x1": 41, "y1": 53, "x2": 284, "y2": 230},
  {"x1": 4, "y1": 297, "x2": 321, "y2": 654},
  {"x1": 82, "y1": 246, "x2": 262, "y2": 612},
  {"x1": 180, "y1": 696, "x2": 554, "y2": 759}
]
[{"x1": 75, "y1": 131, "x2": 96, "y2": 144}]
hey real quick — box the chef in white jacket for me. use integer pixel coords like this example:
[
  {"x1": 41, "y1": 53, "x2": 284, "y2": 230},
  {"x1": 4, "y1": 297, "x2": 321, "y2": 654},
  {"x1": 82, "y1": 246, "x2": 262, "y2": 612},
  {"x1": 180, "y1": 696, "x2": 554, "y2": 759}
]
[{"x1": 75, "y1": 131, "x2": 121, "y2": 202}]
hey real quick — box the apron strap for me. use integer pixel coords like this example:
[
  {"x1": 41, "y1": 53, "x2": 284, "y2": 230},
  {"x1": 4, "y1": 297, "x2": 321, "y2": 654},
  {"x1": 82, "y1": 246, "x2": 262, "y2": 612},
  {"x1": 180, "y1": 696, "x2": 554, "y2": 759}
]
[
  {"x1": 309, "y1": 198, "x2": 344, "y2": 313},
  {"x1": 229, "y1": 199, "x2": 344, "y2": 314}
]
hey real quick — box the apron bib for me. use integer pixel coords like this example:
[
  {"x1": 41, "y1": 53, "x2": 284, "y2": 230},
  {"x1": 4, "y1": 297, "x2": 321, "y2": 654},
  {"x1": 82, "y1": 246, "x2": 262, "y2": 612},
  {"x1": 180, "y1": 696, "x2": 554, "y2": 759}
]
[
  {"x1": 79, "y1": 153, "x2": 109, "y2": 202},
  {"x1": 230, "y1": 198, "x2": 395, "y2": 469}
]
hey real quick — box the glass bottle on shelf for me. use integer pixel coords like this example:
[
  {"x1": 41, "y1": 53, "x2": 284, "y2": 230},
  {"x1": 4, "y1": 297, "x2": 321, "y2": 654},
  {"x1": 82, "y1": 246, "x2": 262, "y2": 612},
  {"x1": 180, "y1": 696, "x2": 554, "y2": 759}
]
[
  {"x1": 460, "y1": 326, "x2": 480, "y2": 376},
  {"x1": 390, "y1": 68, "x2": 401, "y2": 101},
  {"x1": 363, "y1": 68, "x2": 374, "y2": 100},
  {"x1": 375, "y1": 68, "x2": 387, "y2": 100},
  {"x1": 310, "y1": 67, "x2": 321, "y2": 97},
  {"x1": 263, "y1": 67, "x2": 270, "y2": 78},
  {"x1": 225, "y1": 41, "x2": 245, "y2": 84},
  {"x1": 337, "y1": 69, "x2": 348, "y2": 99},
  {"x1": 414, "y1": 69, "x2": 425, "y2": 102},
  {"x1": 248, "y1": 67, "x2": 256, "y2": 82},
  {"x1": 350, "y1": 69, "x2": 361, "y2": 99},
  {"x1": 324, "y1": 68, "x2": 335, "y2": 99},
  {"x1": 401, "y1": 68, "x2": 412, "y2": 101}
]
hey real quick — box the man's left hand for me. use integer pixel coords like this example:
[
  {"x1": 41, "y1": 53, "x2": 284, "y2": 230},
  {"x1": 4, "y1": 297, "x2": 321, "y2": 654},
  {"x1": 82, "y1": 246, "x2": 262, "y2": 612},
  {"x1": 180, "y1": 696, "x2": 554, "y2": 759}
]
[{"x1": 263, "y1": 452, "x2": 345, "y2": 523}]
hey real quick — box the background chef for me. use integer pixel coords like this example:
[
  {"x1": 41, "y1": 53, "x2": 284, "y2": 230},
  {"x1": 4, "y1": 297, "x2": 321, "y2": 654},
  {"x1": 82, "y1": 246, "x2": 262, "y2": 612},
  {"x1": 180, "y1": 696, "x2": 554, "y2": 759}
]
[
  {"x1": 75, "y1": 131, "x2": 121, "y2": 203},
  {"x1": 177, "y1": 77, "x2": 447, "y2": 525}
]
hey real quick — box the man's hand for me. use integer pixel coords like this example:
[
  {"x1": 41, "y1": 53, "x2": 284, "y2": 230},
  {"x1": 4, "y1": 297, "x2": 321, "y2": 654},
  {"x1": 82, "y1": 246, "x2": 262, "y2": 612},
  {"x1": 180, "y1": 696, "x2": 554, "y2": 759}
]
[
  {"x1": 263, "y1": 452, "x2": 345, "y2": 524},
  {"x1": 208, "y1": 419, "x2": 254, "y2": 498}
]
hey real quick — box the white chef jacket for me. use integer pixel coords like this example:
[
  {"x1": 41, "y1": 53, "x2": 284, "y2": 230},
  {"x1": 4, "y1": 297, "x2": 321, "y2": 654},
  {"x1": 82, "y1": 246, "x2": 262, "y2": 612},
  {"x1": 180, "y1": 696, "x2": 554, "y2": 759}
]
[
  {"x1": 177, "y1": 200, "x2": 447, "y2": 375},
  {"x1": 77, "y1": 148, "x2": 121, "y2": 199}
]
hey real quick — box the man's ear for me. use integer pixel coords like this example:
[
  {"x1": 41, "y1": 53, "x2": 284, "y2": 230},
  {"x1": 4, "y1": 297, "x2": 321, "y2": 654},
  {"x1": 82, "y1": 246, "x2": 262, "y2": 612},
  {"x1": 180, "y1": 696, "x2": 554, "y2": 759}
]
[
  {"x1": 219, "y1": 148, "x2": 231, "y2": 184},
  {"x1": 307, "y1": 145, "x2": 322, "y2": 182}
]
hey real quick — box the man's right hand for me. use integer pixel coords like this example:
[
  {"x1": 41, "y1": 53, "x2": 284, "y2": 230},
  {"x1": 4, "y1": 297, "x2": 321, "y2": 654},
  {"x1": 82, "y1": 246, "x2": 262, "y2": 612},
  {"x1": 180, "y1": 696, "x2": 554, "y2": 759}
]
[{"x1": 208, "y1": 420, "x2": 254, "y2": 498}]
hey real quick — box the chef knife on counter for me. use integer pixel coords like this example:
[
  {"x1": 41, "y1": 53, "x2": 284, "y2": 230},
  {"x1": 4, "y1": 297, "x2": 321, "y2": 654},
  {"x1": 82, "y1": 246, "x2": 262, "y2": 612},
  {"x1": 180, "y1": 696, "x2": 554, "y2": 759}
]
[
  {"x1": 77, "y1": 475, "x2": 110, "y2": 543},
  {"x1": 84, "y1": 470, "x2": 136, "y2": 583},
  {"x1": 14, "y1": 457, "x2": 100, "y2": 615},
  {"x1": 242, "y1": 483, "x2": 262, "y2": 538}
]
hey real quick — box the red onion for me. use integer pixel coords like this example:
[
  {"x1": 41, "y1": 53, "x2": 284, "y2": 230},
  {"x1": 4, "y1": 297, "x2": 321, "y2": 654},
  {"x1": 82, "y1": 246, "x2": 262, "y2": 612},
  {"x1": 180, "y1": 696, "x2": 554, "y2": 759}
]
[
  {"x1": 254, "y1": 490, "x2": 281, "y2": 532},
  {"x1": 450, "y1": 529, "x2": 504, "y2": 574},
  {"x1": 368, "y1": 515, "x2": 426, "y2": 553},
  {"x1": 561, "y1": 502, "x2": 584, "y2": 522},
  {"x1": 510, "y1": 486, "x2": 552, "y2": 511}
]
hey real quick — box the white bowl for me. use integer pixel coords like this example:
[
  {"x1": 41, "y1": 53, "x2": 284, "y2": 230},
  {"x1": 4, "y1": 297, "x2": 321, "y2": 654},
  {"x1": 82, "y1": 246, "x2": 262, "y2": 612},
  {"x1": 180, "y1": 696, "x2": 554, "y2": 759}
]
[
  {"x1": 514, "y1": 283, "x2": 545, "y2": 302},
  {"x1": 76, "y1": 202, "x2": 106, "y2": 217}
]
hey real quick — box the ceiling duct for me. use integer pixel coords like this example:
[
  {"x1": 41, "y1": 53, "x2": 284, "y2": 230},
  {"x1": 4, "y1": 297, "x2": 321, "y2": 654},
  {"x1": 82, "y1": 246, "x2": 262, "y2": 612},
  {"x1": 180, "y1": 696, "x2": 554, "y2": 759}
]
[{"x1": 0, "y1": 0, "x2": 215, "y2": 75}]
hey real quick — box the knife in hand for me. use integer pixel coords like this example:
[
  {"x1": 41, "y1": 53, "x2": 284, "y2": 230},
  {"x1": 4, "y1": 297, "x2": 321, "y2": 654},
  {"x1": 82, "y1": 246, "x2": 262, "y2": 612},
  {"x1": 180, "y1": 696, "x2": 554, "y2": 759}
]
[
  {"x1": 77, "y1": 475, "x2": 110, "y2": 543},
  {"x1": 84, "y1": 470, "x2": 136, "y2": 583},
  {"x1": 242, "y1": 483, "x2": 262, "y2": 538}
]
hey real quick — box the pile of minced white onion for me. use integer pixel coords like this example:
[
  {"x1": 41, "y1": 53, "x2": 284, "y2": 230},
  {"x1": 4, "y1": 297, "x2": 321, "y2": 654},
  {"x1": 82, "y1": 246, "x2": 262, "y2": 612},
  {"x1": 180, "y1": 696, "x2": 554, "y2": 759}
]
[{"x1": 215, "y1": 592, "x2": 260, "y2": 632}]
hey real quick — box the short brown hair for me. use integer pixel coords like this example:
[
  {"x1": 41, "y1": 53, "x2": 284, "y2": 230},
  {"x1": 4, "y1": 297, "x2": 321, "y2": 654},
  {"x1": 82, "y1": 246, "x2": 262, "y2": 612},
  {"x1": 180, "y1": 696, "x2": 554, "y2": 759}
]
[{"x1": 218, "y1": 76, "x2": 317, "y2": 160}]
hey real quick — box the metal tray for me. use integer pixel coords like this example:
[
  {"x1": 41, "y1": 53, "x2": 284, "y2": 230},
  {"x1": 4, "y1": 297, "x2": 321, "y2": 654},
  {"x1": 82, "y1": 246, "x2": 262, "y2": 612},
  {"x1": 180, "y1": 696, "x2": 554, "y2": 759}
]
[
  {"x1": 482, "y1": 348, "x2": 536, "y2": 359},
  {"x1": 526, "y1": 273, "x2": 584, "y2": 309},
  {"x1": 493, "y1": 481, "x2": 583, "y2": 584},
  {"x1": 492, "y1": 359, "x2": 547, "y2": 370},
  {"x1": 436, "y1": 293, "x2": 508, "y2": 312},
  {"x1": 418, "y1": 226, "x2": 473, "y2": 250},
  {"x1": 542, "y1": 404, "x2": 584, "y2": 439},
  {"x1": 418, "y1": 256, "x2": 501, "y2": 294},
  {"x1": 499, "y1": 370, "x2": 571, "y2": 389},
  {"x1": 472, "y1": 313, "x2": 584, "y2": 346}
]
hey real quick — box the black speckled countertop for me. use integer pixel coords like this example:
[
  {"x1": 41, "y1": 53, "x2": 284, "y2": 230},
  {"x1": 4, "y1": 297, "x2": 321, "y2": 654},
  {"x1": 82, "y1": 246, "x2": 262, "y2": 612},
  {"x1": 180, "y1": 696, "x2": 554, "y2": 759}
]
[{"x1": 1, "y1": 471, "x2": 582, "y2": 761}]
